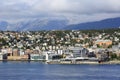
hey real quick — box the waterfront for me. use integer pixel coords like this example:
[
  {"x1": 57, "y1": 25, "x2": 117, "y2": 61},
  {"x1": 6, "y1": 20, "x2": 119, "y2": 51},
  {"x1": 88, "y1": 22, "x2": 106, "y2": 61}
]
[
  {"x1": 0, "y1": 30, "x2": 120, "y2": 63},
  {"x1": 0, "y1": 62, "x2": 120, "y2": 80}
]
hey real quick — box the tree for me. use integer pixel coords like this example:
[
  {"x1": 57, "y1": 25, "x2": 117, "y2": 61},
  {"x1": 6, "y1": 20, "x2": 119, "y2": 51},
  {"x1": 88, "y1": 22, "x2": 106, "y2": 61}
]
[{"x1": 110, "y1": 53, "x2": 117, "y2": 60}]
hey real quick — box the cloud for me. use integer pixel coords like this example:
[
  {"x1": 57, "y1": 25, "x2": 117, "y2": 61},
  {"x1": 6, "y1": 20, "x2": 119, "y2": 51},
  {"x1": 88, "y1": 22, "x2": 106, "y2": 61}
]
[
  {"x1": 31, "y1": 0, "x2": 120, "y2": 14},
  {"x1": 0, "y1": 0, "x2": 120, "y2": 24}
]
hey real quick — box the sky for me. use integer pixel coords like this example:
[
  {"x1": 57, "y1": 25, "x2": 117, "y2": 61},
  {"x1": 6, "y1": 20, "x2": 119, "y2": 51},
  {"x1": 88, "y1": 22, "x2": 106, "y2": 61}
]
[{"x1": 0, "y1": 0, "x2": 120, "y2": 24}]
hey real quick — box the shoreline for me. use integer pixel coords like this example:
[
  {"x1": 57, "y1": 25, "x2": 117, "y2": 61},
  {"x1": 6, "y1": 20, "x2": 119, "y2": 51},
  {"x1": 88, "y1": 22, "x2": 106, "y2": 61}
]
[{"x1": 0, "y1": 60, "x2": 120, "y2": 65}]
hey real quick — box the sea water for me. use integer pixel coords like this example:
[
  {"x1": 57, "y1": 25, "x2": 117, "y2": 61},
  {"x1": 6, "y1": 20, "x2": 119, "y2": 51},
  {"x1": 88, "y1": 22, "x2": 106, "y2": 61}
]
[{"x1": 0, "y1": 61, "x2": 120, "y2": 80}]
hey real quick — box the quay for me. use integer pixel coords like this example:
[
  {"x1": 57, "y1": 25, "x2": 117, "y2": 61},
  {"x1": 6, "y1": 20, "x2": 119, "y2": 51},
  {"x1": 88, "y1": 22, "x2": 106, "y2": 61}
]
[{"x1": 0, "y1": 59, "x2": 120, "y2": 65}]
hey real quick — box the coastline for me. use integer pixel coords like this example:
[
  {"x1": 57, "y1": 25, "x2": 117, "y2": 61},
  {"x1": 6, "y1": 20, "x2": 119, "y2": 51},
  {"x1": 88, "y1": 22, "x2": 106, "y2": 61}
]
[
  {"x1": 47, "y1": 60, "x2": 120, "y2": 65},
  {"x1": 1, "y1": 60, "x2": 120, "y2": 65}
]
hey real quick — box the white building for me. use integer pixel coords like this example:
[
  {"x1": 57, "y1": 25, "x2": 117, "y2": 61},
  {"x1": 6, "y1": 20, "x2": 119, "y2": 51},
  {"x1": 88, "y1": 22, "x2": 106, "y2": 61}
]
[
  {"x1": 0, "y1": 53, "x2": 3, "y2": 60},
  {"x1": 19, "y1": 50, "x2": 25, "y2": 56},
  {"x1": 57, "y1": 50, "x2": 63, "y2": 55},
  {"x1": 30, "y1": 54, "x2": 46, "y2": 61}
]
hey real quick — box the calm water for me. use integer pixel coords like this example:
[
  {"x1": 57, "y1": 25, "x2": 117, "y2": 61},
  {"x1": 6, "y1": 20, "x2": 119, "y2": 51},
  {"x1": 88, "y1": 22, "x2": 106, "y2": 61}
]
[{"x1": 0, "y1": 61, "x2": 120, "y2": 80}]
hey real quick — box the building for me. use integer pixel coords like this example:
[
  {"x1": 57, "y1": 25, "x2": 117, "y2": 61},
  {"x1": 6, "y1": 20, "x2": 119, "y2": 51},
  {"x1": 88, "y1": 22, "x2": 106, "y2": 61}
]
[
  {"x1": 19, "y1": 50, "x2": 25, "y2": 56},
  {"x1": 30, "y1": 53, "x2": 46, "y2": 61},
  {"x1": 25, "y1": 49, "x2": 33, "y2": 54},
  {"x1": 95, "y1": 40, "x2": 112, "y2": 48},
  {"x1": 63, "y1": 47, "x2": 89, "y2": 59},
  {"x1": 0, "y1": 53, "x2": 3, "y2": 60},
  {"x1": 7, "y1": 49, "x2": 28, "y2": 60},
  {"x1": 12, "y1": 49, "x2": 19, "y2": 56},
  {"x1": 57, "y1": 50, "x2": 63, "y2": 55},
  {"x1": 7, "y1": 48, "x2": 13, "y2": 56},
  {"x1": 31, "y1": 51, "x2": 62, "y2": 61},
  {"x1": 118, "y1": 43, "x2": 120, "y2": 49},
  {"x1": 96, "y1": 49, "x2": 110, "y2": 61},
  {"x1": 7, "y1": 55, "x2": 28, "y2": 60}
]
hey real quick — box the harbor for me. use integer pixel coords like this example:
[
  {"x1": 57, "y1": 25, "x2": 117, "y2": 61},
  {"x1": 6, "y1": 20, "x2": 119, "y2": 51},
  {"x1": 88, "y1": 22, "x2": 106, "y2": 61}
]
[{"x1": 0, "y1": 45, "x2": 120, "y2": 64}]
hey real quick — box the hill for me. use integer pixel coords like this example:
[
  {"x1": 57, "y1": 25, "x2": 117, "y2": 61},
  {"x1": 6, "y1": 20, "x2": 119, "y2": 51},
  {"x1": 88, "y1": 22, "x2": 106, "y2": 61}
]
[{"x1": 65, "y1": 17, "x2": 120, "y2": 30}]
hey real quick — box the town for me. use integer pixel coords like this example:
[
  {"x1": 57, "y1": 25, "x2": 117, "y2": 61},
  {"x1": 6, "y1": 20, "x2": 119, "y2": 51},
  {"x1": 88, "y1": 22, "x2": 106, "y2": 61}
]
[{"x1": 0, "y1": 29, "x2": 120, "y2": 64}]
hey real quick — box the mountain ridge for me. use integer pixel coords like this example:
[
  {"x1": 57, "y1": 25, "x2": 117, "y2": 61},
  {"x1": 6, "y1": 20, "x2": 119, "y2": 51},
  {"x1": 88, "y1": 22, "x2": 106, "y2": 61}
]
[
  {"x1": 0, "y1": 17, "x2": 120, "y2": 31},
  {"x1": 65, "y1": 17, "x2": 120, "y2": 30}
]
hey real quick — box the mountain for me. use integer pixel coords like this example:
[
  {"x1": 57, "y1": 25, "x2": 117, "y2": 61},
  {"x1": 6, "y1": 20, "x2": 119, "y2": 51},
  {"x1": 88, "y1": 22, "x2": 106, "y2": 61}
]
[
  {"x1": 0, "y1": 21, "x2": 8, "y2": 31},
  {"x1": 7, "y1": 19, "x2": 68, "y2": 31},
  {"x1": 0, "y1": 17, "x2": 120, "y2": 31},
  {"x1": 65, "y1": 17, "x2": 120, "y2": 30}
]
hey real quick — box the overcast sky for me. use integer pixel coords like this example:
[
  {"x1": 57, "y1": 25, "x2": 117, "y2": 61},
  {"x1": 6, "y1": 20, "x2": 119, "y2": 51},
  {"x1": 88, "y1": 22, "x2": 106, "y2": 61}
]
[{"x1": 0, "y1": 0, "x2": 120, "y2": 24}]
